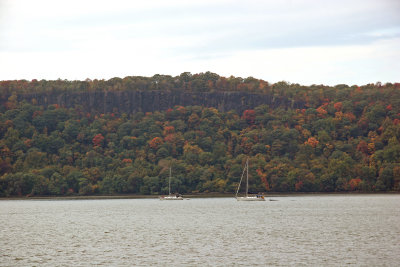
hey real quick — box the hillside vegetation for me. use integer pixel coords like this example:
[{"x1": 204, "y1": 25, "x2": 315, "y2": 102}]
[{"x1": 1, "y1": 73, "x2": 400, "y2": 196}]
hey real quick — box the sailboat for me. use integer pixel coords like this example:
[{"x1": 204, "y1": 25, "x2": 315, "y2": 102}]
[
  {"x1": 235, "y1": 158, "x2": 266, "y2": 201},
  {"x1": 159, "y1": 167, "x2": 183, "y2": 200}
]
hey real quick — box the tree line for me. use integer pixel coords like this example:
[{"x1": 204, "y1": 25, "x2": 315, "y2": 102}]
[{"x1": 0, "y1": 74, "x2": 400, "y2": 196}]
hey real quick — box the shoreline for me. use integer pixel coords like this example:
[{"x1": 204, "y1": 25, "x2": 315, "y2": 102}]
[{"x1": 0, "y1": 191, "x2": 398, "y2": 200}]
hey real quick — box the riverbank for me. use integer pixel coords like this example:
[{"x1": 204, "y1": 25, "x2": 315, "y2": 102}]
[
  {"x1": 0, "y1": 193, "x2": 233, "y2": 200},
  {"x1": 0, "y1": 191, "x2": 398, "y2": 200}
]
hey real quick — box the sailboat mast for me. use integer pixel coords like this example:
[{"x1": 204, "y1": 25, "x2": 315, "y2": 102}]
[
  {"x1": 236, "y1": 159, "x2": 246, "y2": 197},
  {"x1": 169, "y1": 167, "x2": 171, "y2": 195},
  {"x1": 246, "y1": 158, "x2": 249, "y2": 197}
]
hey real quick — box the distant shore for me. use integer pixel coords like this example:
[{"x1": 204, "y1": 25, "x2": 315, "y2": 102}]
[{"x1": 1, "y1": 191, "x2": 398, "y2": 200}]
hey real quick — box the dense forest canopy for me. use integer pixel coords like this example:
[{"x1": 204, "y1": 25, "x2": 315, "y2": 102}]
[{"x1": 1, "y1": 72, "x2": 400, "y2": 196}]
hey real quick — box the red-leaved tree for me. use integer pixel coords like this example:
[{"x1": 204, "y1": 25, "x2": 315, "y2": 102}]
[
  {"x1": 242, "y1": 109, "x2": 256, "y2": 124},
  {"x1": 92, "y1": 134, "x2": 104, "y2": 147}
]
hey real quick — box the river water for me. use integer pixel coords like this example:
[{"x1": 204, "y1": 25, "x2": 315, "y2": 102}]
[{"x1": 1, "y1": 195, "x2": 399, "y2": 266}]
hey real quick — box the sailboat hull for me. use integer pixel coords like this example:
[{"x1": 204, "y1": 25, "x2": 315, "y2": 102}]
[
  {"x1": 236, "y1": 196, "x2": 266, "y2": 201},
  {"x1": 161, "y1": 167, "x2": 184, "y2": 200},
  {"x1": 160, "y1": 195, "x2": 183, "y2": 200}
]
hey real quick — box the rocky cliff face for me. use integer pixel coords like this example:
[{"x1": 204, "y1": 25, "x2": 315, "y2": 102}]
[{"x1": 13, "y1": 90, "x2": 306, "y2": 114}]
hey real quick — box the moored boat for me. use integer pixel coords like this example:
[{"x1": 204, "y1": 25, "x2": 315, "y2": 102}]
[
  {"x1": 159, "y1": 194, "x2": 183, "y2": 200},
  {"x1": 159, "y1": 167, "x2": 184, "y2": 200},
  {"x1": 235, "y1": 158, "x2": 266, "y2": 201}
]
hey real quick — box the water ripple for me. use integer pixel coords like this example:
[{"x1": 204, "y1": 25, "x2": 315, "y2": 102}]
[{"x1": 0, "y1": 195, "x2": 399, "y2": 266}]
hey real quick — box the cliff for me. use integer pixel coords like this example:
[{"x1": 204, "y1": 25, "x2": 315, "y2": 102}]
[{"x1": 12, "y1": 90, "x2": 306, "y2": 114}]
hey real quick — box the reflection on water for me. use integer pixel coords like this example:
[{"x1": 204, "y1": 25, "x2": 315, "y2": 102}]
[{"x1": 1, "y1": 195, "x2": 399, "y2": 266}]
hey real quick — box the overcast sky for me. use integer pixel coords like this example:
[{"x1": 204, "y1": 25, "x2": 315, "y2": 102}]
[{"x1": 0, "y1": 0, "x2": 399, "y2": 85}]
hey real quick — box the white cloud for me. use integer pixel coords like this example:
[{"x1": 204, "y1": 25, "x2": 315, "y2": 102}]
[
  {"x1": 177, "y1": 37, "x2": 400, "y2": 86},
  {"x1": 0, "y1": 0, "x2": 399, "y2": 84},
  {"x1": 2, "y1": 37, "x2": 398, "y2": 85}
]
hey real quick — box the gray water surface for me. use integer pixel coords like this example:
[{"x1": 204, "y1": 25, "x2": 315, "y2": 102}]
[{"x1": 1, "y1": 195, "x2": 399, "y2": 266}]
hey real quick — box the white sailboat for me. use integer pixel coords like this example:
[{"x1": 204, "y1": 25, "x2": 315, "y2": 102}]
[
  {"x1": 160, "y1": 167, "x2": 183, "y2": 200},
  {"x1": 235, "y1": 158, "x2": 266, "y2": 201}
]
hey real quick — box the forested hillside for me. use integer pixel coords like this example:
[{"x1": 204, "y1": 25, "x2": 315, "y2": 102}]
[{"x1": 1, "y1": 73, "x2": 400, "y2": 196}]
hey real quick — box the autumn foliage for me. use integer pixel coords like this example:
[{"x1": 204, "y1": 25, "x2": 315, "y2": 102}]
[
  {"x1": 305, "y1": 137, "x2": 319, "y2": 148},
  {"x1": 242, "y1": 109, "x2": 256, "y2": 124},
  {"x1": 122, "y1": 158, "x2": 132, "y2": 164},
  {"x1": 92, "y1": 134, "x2": 104, "y2": 147},
  {"x1": 1, "y1": 74, "x2": 400, "y2": 196},
  {"x1": 149, "y1": 137, "x2": 163, "y2": 149},
  {"x1": 334, "y1": 102, "x2": 342, "y2": 111},
  {"x1": 348, "y1": 178, "x2": 362, "y2": 191}
]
